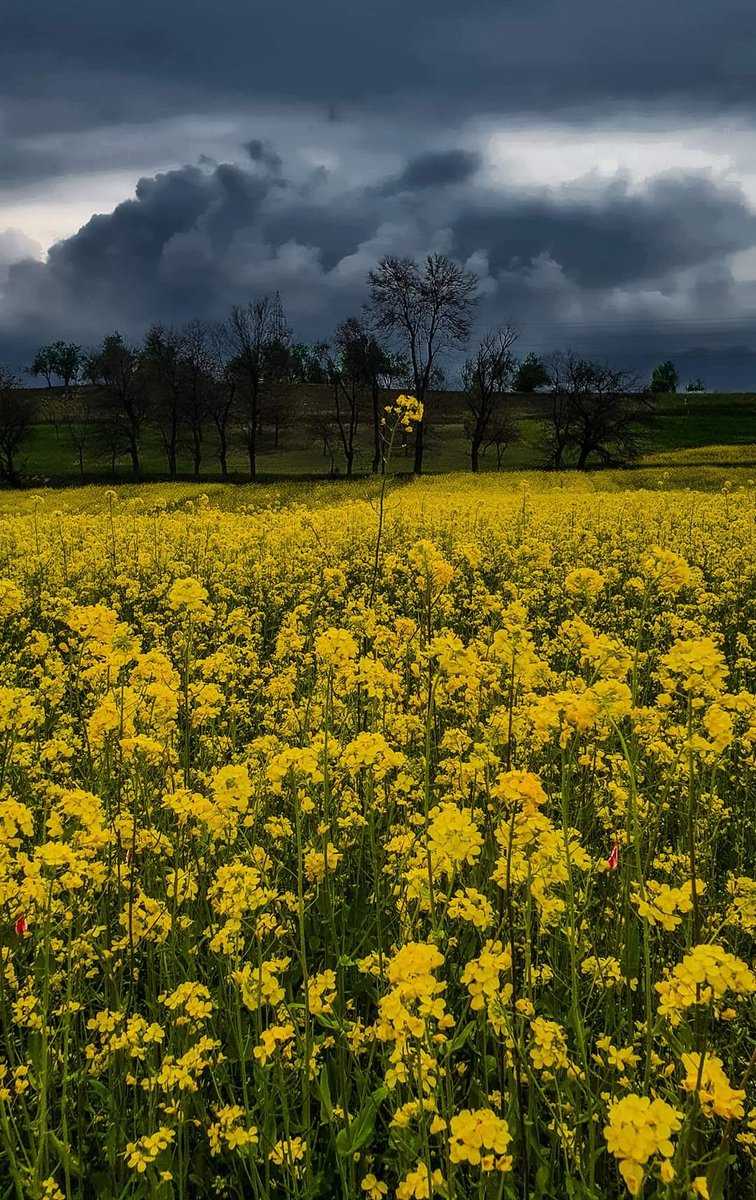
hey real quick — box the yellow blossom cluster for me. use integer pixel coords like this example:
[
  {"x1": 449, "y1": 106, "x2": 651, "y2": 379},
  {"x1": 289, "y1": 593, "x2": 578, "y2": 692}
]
[
  {"x1": 0, "y1": 474, "x2": 754, "y2": 1200},
  {"x1": 604, "y1": 1094, "x2": 682, "y2": 1196}
]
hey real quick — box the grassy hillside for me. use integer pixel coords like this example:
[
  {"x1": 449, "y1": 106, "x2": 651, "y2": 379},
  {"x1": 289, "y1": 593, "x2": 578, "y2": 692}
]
[{"x1": 12, "y1": 387, "x2": 756, "y2": 483}]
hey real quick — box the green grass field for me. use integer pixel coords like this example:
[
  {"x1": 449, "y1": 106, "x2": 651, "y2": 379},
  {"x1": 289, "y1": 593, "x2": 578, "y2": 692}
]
[{"x1": 15, "y1": 389, "x2": 756, "y2": 484}]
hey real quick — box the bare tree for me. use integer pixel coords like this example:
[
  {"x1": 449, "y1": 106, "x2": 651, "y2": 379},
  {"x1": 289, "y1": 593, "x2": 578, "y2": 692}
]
[
  {"x1": 317, "y1": 323, "x2": 378, "y2": 477},
  {"x1": 484, "y1": 408, "x2": 519, "y2": 469},
  {"x1": 306, "y1": 409, "x2": 339, "y2": 476},
  {"x1": 543, "y1": 353, "x2": 574, "y2": 470},
  {"x1": 367, "y1": 253, "x2": 478, "y2": 474},
  {"x1": 94, "y1": 414, "x2": 129, "y2": 479},
  {"x1": 228, "y1": 294, "x2": 291, "y2": 480},
  {"x1": 86, "y1": 333, "x2": 147, "y2": 479},
  {"x1": 0, "y1": 369, "x2": 32, "y2": 484},
  {"x1": 544, "y1": 351, "x2": 654, "y2": 470},
  {"x1": 37, "y1": 391, "x2": 63, "y2": 445},
  {"x1": 260, "y1": 339, "x2": 326, "y2": 452},
  {"x1": 333, "y1": 317, "x2": 406, "y2": 474},
  {"x1": 260, "y1": 379, "x2": 294, "y2": 450},
  {"x1": 180, "y1": 319, "x2": 214, "y2": 480},
  {"x1": 143, "y1": 323, "x2": 186, "y2": 478},
  {"x1": 206, "y1": 322, "x2": 239, "y2": 479},
  {"x1": 462, "y1": 326, "x2": 518, "y2": 472},
  {"x1": 58, "y1": 389, "x2": 97, "y2": 478}
]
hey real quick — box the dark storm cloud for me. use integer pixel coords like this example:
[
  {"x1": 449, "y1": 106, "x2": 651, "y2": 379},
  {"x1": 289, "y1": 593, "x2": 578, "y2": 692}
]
[
  {"x1": 451, "y1": 175, "x2": 756, "y2": 289},
  {"x1": 243, "y1": 140, "x2": 283, "y2": 173},
  {"x1": 380, "y1": 150, "x2": 483, "y2": 195},
  {"x1": 0, "y1": 154, "x2": 346, "y2": 353},
  {"x1": 4, "y1": 0, "x2": 756, "y2": 384},
  {"x1": 0, "y1": 230, "x2": 42, "y2": 287},
  {"x1": 263, "y1": 204, "x2": 375, "y2": 273},
  {"x1": 23, "y1": 159, "x2": 287, "y2": 328},
  {"x1": 0, "y1": 142, "x2": 69, "y2": 189},
  {"x1": 3, "y1": 149, "x2": 756, "y2": 386},
  {"x1": 3, "y1": 0, "x2": 756, "y2": 145}
]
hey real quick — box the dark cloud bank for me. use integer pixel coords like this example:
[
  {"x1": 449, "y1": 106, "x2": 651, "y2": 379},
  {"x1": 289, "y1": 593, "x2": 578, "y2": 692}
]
[
  {"x1": 3, "y1": 148, "x2": 756, "y2": 386},
  {"x1": 3, "y1": 0, "x2": 756, "y2": 384},
  {"x1": 4, "y1": 0, "x2": 756, "y2": 137}
]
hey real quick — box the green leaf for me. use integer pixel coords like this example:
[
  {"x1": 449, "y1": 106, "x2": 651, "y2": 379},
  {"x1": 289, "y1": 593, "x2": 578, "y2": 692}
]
[
  {"x1": 105, "y1": 1121, "x2": 118, "y2": 1169},
  {"x1": 86, "y1": 1077, "x2": 112, "y2": 1105},
  {"x1": 335, "y1": 1086, "x2": 388, "y2": 1157},
  {"x1": 534, "y1": 1162, "x2": 551, "y2": 1199},
  {"x1": 448, "y1": 1020, "x2": 476, "y2": 1053},
  {"x1": 565, "y1": 1177, "x2": 598, "y2": 1200},
  {"x1": 314, "y1": 1012, "x2": 341, "y2": 1031},
  {"x1": 87, "y1": 1172, "x2": 111, "y2": 1196},
  {"x1": 707, "y1": 1150, "x2": 737, "y2": 1200},
  {"x1": 317, "y1": 1064, "x2": 333, "y2": 1122},
  {"x1": 46, "y1": 1130, "x2": 81, "y2": 1173}
]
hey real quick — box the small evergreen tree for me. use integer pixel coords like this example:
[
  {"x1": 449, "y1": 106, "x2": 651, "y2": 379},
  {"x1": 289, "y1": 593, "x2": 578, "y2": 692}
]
[
  {"x1": 513, "y1": 352, "x2": 550, "y2": 393},
  {"x1": 650, "y1": 360, "x2": 679, "y2": 394}
]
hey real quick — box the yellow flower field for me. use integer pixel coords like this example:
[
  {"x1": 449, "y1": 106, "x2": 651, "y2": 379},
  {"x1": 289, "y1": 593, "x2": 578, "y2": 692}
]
[{"x1": 1, "y1": 460, "x2": 756, "y2": 1199}]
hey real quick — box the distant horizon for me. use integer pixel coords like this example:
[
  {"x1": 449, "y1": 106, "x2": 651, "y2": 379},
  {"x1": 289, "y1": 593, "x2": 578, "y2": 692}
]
[{"x1": 7, "y1": 329, "x2": 756, "y2": 394}]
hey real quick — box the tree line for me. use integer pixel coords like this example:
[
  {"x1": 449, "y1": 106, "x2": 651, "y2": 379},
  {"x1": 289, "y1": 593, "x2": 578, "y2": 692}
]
[{"x1": 0, "y1": 253, "x2": 675, "y2": 484}]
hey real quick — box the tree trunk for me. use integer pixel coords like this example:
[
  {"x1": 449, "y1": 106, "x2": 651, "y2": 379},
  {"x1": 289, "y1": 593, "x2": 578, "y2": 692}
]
[
  {"x1": 371, "y1": 385, "x2": 381, "y2": 474},
  {"x1": 413, "y1": 418, "x2": 424, "y2": 475},
  {"x1": 129, "y1": 437, "x2": 140, "y2": 480},
  {"x1": 249, "y1": 392, "x2": 259, "y2": 480},
  {"x1": 577, "y1": 444, "x2": 590, "y2": 470},
  {"x1": 169, "y1": 409, "x2": 178, "y2": 479},
  {"x1": 217, "y1": 420, "x2": 228, "y2": 478},
  {"x1": 471, "y1": 435, "x2": 482, "y2": 473}
]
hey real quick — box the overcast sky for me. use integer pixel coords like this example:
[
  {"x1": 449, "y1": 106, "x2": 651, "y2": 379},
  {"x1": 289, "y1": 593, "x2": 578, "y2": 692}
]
[{"x1": 3, "y1": 0, "x2": 756, "y2": 384}]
